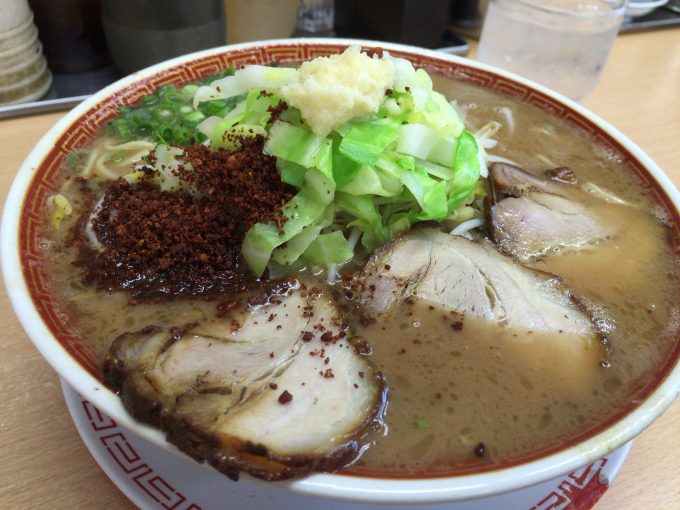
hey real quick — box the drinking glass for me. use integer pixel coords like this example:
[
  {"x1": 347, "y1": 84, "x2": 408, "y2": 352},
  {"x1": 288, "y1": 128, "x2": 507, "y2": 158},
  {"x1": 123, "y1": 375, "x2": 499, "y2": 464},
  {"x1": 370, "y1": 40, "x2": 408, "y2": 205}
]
[{"x1": 477, "y1": 0, "x2": 627, "y2": 100}]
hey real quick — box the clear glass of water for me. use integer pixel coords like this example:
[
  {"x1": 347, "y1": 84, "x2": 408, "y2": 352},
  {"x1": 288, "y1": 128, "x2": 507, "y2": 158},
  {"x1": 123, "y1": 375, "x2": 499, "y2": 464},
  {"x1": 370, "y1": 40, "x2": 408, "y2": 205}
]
[{"x1": 477, "y1": 0, "x2": 627, "y2": 100}]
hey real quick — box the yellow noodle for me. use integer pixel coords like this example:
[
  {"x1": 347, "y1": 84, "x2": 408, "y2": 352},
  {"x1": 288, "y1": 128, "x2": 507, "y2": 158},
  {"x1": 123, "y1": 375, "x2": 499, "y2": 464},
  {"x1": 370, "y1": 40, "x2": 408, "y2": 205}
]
[
  {"x1": 94, "y1": 155, "x2": 120, "y2": 179},
  {"x1": 113, "y1": 150, "x2": 151, "y2": 168},
  {"x1": 80, "y1": 145, "x2": 101, "y2": 178},
  {"x1": 82, "y1": 136, "x2": 154, "y2": 180},
  {"x1": 104, "y1": 140, "x2": 155, "y2": 152}
]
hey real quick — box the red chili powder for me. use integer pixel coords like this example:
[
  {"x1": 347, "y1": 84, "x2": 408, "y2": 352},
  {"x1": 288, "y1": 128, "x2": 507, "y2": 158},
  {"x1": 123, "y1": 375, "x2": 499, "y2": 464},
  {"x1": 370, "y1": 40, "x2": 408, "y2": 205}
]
[{"x1": 77, "y1": 136, "x2": 294, "y2": 300}]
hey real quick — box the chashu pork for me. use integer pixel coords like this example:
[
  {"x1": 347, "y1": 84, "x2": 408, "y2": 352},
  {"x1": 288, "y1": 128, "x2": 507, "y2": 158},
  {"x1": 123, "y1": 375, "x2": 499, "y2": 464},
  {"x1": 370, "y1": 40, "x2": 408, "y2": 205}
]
[
  {"x1": 356, "y1": 228, "x2": 604, "y2": 347},
  {"x1": 104, "y1": 288, "x2": 384, "y2": 481},
  {"x1": 487, "y1": 163, "x2": 621, "y2": 262},
  {"x1": 355, "y1": 229, "x2": 608, "y2": 394}
]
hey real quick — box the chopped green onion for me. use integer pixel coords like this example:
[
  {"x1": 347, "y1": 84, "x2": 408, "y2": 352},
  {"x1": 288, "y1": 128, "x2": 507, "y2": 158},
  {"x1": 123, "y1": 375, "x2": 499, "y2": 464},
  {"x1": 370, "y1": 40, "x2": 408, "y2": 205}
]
[
  {"x1": 106, "y1": 67, "x2": 237, "y2": 146},
  {"x1": 182, "y1": 110, "x2": 206, "y2": 127},
  {"x1": 64, "y1": 151, "x2": 87, "y2": 172},
  {"x1": 414, "y1": 418, "x2": 429, "y2": 429}
]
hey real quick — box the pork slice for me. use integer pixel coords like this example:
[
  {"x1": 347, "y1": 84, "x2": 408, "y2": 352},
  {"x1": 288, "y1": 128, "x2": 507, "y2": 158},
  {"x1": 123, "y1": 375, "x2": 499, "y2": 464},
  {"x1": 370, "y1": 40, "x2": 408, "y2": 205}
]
[
  {"x1": 490, "y1": 192, "x2": 613, "y2": 261},
  {"x1": 489, "y1": 162, "x2": 561, "y2": 196},
  {"x1": 217, "y1": 315, "x2": 380, "y2": 457},
  {"x1": 488, "y1": 162, "x2": 619, "y2": 262},
  {"x1": 104, "y1": 289, "x2": 384, "y2": 481},
  {"x1": 150, "y1": 297, "x2": 311, "y2": 400},
  {"x1": 358, "y1": 229, "x2": 602, "y2": 343}
]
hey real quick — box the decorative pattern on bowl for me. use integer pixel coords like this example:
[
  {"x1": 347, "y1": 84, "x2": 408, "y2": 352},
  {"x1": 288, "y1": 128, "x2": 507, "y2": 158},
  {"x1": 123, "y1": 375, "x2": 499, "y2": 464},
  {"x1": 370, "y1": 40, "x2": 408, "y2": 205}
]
[{"x1": 4, "y1": 39, "x2": 680, "y2": 503}]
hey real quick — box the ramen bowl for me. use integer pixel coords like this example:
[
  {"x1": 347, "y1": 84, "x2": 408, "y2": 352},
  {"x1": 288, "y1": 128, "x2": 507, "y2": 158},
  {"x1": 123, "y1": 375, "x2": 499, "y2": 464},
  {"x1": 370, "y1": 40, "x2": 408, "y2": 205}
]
[{"x1": 2, "y1": 39, "x2": 680, "y2": 505}]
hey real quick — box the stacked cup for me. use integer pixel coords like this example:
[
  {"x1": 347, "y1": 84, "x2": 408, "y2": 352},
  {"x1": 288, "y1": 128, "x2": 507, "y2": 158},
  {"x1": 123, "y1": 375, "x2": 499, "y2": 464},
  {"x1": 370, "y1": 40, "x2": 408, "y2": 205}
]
[{"x1": 0, "y1": 0, "x2": 52, "y2": 105}]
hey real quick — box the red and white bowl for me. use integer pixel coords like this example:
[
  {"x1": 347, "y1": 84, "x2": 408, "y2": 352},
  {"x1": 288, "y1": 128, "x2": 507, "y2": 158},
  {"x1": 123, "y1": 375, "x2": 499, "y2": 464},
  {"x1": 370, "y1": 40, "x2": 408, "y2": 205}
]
[{"x1": 2, "y1": 39, "x2": 680, "y2": 505}]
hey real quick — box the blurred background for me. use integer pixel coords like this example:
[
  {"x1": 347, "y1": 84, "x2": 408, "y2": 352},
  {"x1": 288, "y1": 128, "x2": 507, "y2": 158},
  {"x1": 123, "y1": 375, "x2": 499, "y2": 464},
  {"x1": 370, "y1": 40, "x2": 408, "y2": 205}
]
[{"x1": 1, "y1": 0, "x2": 678, "y2": 112}]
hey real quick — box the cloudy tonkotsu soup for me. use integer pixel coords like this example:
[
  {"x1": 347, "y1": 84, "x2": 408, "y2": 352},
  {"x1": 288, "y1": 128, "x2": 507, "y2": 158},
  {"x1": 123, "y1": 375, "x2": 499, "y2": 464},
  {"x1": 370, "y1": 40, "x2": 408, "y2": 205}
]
[{"x1": 37, "y1": 59, "x2": 680, "y2": 479}]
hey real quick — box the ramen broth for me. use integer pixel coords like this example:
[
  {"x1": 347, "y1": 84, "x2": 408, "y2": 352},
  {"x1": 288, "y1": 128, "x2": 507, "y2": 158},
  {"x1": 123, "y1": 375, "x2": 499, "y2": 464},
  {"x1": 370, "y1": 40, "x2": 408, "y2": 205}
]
[{"x1": 40, "y1": 76, "x2": 680, "y2": 476}]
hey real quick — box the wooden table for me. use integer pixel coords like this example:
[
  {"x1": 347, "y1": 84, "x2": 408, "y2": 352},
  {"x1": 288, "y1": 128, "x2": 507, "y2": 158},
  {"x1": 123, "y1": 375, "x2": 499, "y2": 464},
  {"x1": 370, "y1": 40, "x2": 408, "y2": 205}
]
[{"x1": 1, "y1": 29, "x2": 679, "y2": 509}]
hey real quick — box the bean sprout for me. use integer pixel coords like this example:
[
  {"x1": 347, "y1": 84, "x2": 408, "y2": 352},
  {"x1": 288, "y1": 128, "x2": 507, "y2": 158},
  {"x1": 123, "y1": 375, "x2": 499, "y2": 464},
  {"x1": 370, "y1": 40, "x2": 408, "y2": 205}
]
[{"x1": 449, "y1": 217, "x2": 485, "y2": 237}]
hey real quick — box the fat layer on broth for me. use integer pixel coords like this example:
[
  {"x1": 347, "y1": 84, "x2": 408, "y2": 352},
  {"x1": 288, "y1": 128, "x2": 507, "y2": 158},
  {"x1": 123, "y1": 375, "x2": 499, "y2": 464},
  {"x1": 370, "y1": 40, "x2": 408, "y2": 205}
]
[{"x1": 40, "y1": 76, "x2": 680, "y2": 476}]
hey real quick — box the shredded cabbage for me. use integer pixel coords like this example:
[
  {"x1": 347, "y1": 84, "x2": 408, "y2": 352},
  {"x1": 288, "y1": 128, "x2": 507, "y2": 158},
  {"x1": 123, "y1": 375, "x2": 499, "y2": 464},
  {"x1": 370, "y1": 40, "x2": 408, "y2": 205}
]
[{"x1": 193, "y1": 50, "x2": 485, "y2": 277}]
